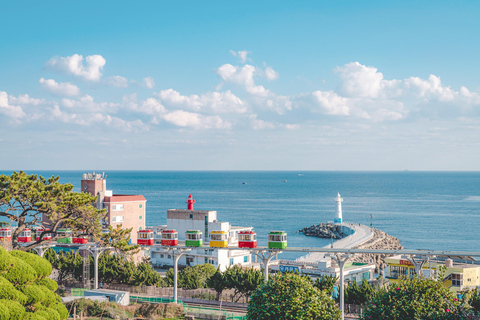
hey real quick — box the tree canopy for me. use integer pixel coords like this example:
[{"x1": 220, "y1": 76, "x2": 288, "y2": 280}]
[
  {"x1": 0, "y1": 247, "x2": 68, "y2": 320},
  {"x1": 247, "y1": 272, "x2": 341, "y2": 320},
  {"x1": 0, "y1": 171, "x2": 105, "y2": 250},
  {"x1": 361, "y1": 276, "x2": 474, "y2": 320}
]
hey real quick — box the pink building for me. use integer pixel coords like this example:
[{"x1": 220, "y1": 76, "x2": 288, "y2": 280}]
[{"x1": 81, "y1": 172, "x2": 146, "y2": 244}]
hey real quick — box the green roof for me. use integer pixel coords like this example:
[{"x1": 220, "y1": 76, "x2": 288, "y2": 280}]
[
  {"x1": 268, "y1": 231, "x2": 287, "y2": 235},
  {"x1": 186, "y1": 230, "x2": 202, "y2": 233}
]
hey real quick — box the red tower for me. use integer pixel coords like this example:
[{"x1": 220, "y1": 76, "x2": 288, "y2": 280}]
[{"x1": 186, "y1": 194, "x2": 196, "y2": 210}]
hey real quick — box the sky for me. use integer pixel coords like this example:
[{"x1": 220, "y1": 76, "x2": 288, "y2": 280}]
[{"x1": 1, "y1": 0, "x2": 480, "y2": 171}]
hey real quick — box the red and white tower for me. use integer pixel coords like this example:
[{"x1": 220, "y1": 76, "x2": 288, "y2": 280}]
[{"x1": 186, "y1": 194, "x2": 196, "y2": 210}]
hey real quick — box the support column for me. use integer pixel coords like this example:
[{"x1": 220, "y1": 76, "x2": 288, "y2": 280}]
[
  {"x1": 333, "y1": 253, "x2": 353, "y2": 320},
  {"x1": 255, "y1": 250, "x2": 281, "y2": 283},
  {"x1": 407, "y1": 255, "x2": 427, "y2": 277},
  {"x1": 165, "y1": 247, "x2": 191, "y2": 304},
  {"x1": 81, "y1": 246, "x2": 112, "y2": 290}
]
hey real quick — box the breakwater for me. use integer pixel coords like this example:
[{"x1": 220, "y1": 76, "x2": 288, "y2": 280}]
[{"x1": 297, "y1": 223, "x2": 352, "y2": 239}]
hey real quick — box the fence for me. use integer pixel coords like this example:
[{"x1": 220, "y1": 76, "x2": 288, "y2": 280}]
[{"x1": 103, "y1": 283, "x2": 249, "y2": 304}]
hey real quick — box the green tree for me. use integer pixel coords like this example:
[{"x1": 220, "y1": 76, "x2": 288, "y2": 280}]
[
  {"x1": 0, "y1": 247, "x2": 69, "y2": 319},
  {"x1": 314, "y1": 275, "x2": 338, "y2": 296},
  {"x1": 247, "y1": 272, "x2": 341, "y2": 320},
  {"x1": 100, "y1": 224, "x2": 140, "y2": 254},
  {"x1": 0, "y1": 171, "x2": 105, "y2": 250},
  {"x1": 361, "y1": 276, "x2": 474, "y2": 320},
  {"x1": 207, "y1": 267, "x2": 228, "y2": 301}
]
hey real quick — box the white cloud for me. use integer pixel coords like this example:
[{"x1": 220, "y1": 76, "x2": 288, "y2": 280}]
[
  {"x1": 310, "y1": 91, "x2": 350, "y2": 116},
  {"x1": 39, "y1": 78, "x2": 80, "y2": 96},
  {"x1": 230, "y1": 50, "x2": 250, "y2": 63},
  {"x1": 46, "y1": 54, "x2": 106, "y2": 81},
  {"x1": 157, "y1": 89, "x2": 247, "y2": 114},
  {"x1": 105, "y1": 75, "x2": 129, "y2": 88},
  {"x1": 163, "y1": 110, "x2": 232, "y2": 129},
  {"x1": 0, "y1": 91, "x2": 26, "y2": 119},
  {"x1": 249, "y1": 114, "x2": 275, "y2": 130},
  {"x1": 217, "y1": 64, "x2": 268, "y2": 96},
  {"x1": 143, "y1": 77, "x2": 155, "y2": 89},
  {"x1": 61, "y1": 94, "x2": 119, "y2": 113},
  {"x1": 8, "y1": 94, "x2": 44, "y2": 106},
  {"x1": 264, "y1": 66, "x2": 279, "y2": 81}
]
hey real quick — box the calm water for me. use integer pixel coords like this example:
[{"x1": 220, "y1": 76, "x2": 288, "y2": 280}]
[{"x1": 2, "y1": 171, "x2": 479, "y2": 259}]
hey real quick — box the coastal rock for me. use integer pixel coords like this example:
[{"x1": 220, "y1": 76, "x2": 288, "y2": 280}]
[{"x1": 298, "y1": 223, "x2": 348, "y2": 239}]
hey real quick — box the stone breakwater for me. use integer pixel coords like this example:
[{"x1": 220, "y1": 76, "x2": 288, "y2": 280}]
[
  {"x1": 297, "y1": 223, "x2": 349, "y2": 239},
  {"x1": 350, "y1": 228, "x2": 403, "y2": 273}
]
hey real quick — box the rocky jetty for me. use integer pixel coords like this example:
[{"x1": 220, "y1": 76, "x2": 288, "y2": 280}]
[
  {"x1": 350, "y1": 228, "x2": 403, "y2": 273},
  {"x1": 297, "y1": 223, "x2": 348, "y2": 239}
]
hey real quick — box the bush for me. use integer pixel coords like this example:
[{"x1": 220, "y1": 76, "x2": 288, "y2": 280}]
[
  {"x1": 3, "y1": 256, "x2": 37, "y2": 285},
  {"x1": 0, "y1": 303, "x2": 9, "y2": 320},
  {"x1": 49, "y1": 302, "x2": 69, "y2": 320},
  {"x1": 34, "y1": 310, "x2": 51, "y2": 320},
  {"x1": 11, "y1": 250, "x2": 53, "y2": 277},
  {"x1": 361, "y1": 276, "x2": 474, "y2": 319},
  {"x1": 0, "y1": 247, "x2": 15, "y2": 272},
  {"x1": 34, "y1": 278, "x2": 58, "y2": 292},
  {"x1": 0, "y1": 276, "x2": 28, "y2": 304},
  {"x1": 0, "y1": 299, "x2": 26, "y2": 319},
  {"x1": 23, "y1": 313, "x2": 47, "y2": 320},
  {"x1": 21, "y1": 284, "x2": 60, "y2": 307},
  {"x1": 36, "y1": 307, "x2": 61, "y2": 320},
  {"x1": 247, "y1": 272, "x2": 341, "y2": 320}
]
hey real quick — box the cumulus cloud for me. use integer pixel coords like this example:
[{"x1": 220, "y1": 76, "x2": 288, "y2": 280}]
[
  {"x1": 39, "y1": 78, "x2": 80, "y2": 96},
  {"x1": 264, "y1": 66, "x2": 279, "y2": 81},
  {"x1": 217, "y1": 64, "x2": 268, "y2": 96},
  {"x1": 230, "y1": 50, "x2": 250, "y2": 63},
  {"x1": 46, "y1": 54, "x2": 106, "y2": 81},
  {"x1": 157, "y1": 89, "x2": 247, "y2": 114},
  {"x1": 143, "y1": 77, "x2": 155, "y2": 89},
  {"x1": 163, "y1": 110, "x2": 232, "y2": 129},
  {"x1": 0, "y1": 91, "x2": 26, "y2": 119},
  {"x1": 61, "y1": 94, "x2": 119, "y2": 113},
  {"x1": 105, "y1": 75, "x2": 129, "y2": 88},
  {"x1": 249, "y1": 114, "x2": 275, "y2": 130},
  {"x1": 8, "y1": 94, "x2": 44, "y2": 106},
  {"x1": 310, "y1": 90, "x2": 350, "y2": 116}
]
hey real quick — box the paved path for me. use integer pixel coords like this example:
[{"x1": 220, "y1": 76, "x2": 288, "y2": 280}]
[{"x1": 296, "y1": 223, "x2": 374, "y2": 263}]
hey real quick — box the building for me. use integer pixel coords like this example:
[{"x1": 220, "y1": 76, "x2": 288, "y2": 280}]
[
  {"x1": 385, "y1": 255, "x2": 480, "y2": 293},
  {"x1": 272, "y1": 256, "x2": 375, "y2": 283},
  {"x1": 80, "y1": 172, "x2": 147, "y2": 245},
  {"x1": 150, "y1": 195, "x2": 253, "y2": 271}
]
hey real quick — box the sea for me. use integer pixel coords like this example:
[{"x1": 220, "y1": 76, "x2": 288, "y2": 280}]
[{"x1": 2, "y1": 171, "x2": 479, "y2": 260}]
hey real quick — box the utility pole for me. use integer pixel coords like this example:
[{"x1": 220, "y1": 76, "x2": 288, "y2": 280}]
[{"x1": 370, "y1": 214, "x2": 373, "y2": 228}]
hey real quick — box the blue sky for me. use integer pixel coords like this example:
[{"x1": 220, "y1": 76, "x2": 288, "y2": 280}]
[{"x1": 1, "y1": 1, "x2": 480, "y2": 170}]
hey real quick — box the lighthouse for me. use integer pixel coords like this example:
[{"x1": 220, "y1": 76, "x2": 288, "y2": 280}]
[
  {"x1": 186, "y1": 194, "x2": 196, "y2": 210},
  {"x1": 334, "y1": 193, "x2": 343, "y2": 223}
]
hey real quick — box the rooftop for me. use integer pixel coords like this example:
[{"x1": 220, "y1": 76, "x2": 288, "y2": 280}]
[{"x1": 104, "y1": 194, "x2": 146, "y2": 202}]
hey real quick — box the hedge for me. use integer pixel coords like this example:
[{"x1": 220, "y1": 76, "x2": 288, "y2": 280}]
[{"x1": 11, "y1": 250, "x2": 52, "y2": 277}]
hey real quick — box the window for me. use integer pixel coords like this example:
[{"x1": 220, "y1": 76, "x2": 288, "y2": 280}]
[
  {"x1": 139, "y1": 215, "x2": 143, "y2": 220},
  {"x1": 390, "y1": 266, "x2": 410, "y2": 278},
  {"x1": 187, "y1": 233, "x2": 201, "y2": 240},
  {"x1": 205, "y1": 257, "x2": 208, "y2": 263},
  {"x1": 160, "y1": 254, "x2": 164, "y2": 258},
  {"x1": 139, "y1": 204, "x2": 143, "y2": 208},
  {"x1": 112, "y1": 204, "x2": 124, "y2": 211},
  {"x1": 112, "y1": 216, "x2": 124, "y2": 223},
  {"x1": 244, "y1": 256, "x2": 248, "y2": 263},
  {"x1": 362, "y1": 272, "x2": 370, "y2": 280},
  {"x1": 168, "y1": 255, "x2": 171, "y2": 259},
  {"x1": 230, "y1": 258, "x2": 234, "y2": 265},
  {"x1": 211, "y1": 234, "x2": 221, "y2": 241},
  {"x1": 452, "y1": 274, "x2": 463, "y2": 286},
  {"x1": 190, "y1": 214, "x2": 193, "y2": 219}
]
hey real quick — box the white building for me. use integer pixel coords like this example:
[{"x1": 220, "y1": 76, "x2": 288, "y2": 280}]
[{"x1": 150, "y1": 196, "x2": 254, "y2": 271}]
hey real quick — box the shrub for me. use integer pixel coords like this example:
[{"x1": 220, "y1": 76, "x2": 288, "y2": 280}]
[
  {"x1": 34, "y1": 310, "x2": 51, "y2": 320},
  {"x1": 23, "y1": 313, "x2": 47, "y2": 320},
  {"x1": 49, "y1": 302, "x2": 69, "y2": 320},
  {"x1": 0, "y1": 276, "x2": 28, "y2": 304},
  {"x1": 3, "y1": 256, "x2": 37, "y2": 285},
  {"x1": 247, "y1": 272, "x2": 341, "y2": 320},
  {"x1": 11, "y1": 250, "x2": 52, "y2": 277},
  {"x1": 0, "y1": 299, "x2": 26, "y2": 319},
  {"x1": 0, "y1": 303, "x2": 9, "y2": 320},
  {"x1": 361, "y1": 276, "x2": 474, "y2": 320},
  {"x1": 34, "y1": 278, "x2": 58, "y2": 292},
  {"x1": 21, "y1": 284, "x2": 59, "y2": 306},
  {"x1": 0, "y1": 247, "x2": 15, "y2": 273}
]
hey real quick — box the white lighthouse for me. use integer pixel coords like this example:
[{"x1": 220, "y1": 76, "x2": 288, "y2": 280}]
[{"x1": 334, "y1": 193, "x2": 343, "y2": 223}]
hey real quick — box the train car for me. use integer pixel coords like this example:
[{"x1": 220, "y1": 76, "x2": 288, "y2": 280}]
[
  {"x1": 56, "y1": 228, "x2": 73, "y2": 244},
  {"x1": 72, "y1": 234, "x2": 89, "y2": 244},
  {"x1": 0, "y1": 228, "x2": 12, "y2": 242},
  {"x1": 18, "y1": 229, "x2": 31, "y2": 243},
  {"x1": 268, "y1": 231, "x2": 287, "y2": 249},
  {"x1": 137, "y1": 230, "x2": 155, "y2": 246},
  {"x1": 238, "y1": 230, "x2": 257, "y2": 248},
  {"x1": 210, "y1": 230, "x2": 228, "y2": 248},
  {"x1": 36, "y1": 228, "x2": 52, "y2": 241},
  {"x1": 185, "y1": 230, "x2": 203, "y2": 247},
  {"x1": 161, "y1": 229, "x2": 178, "y2": 246}
]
